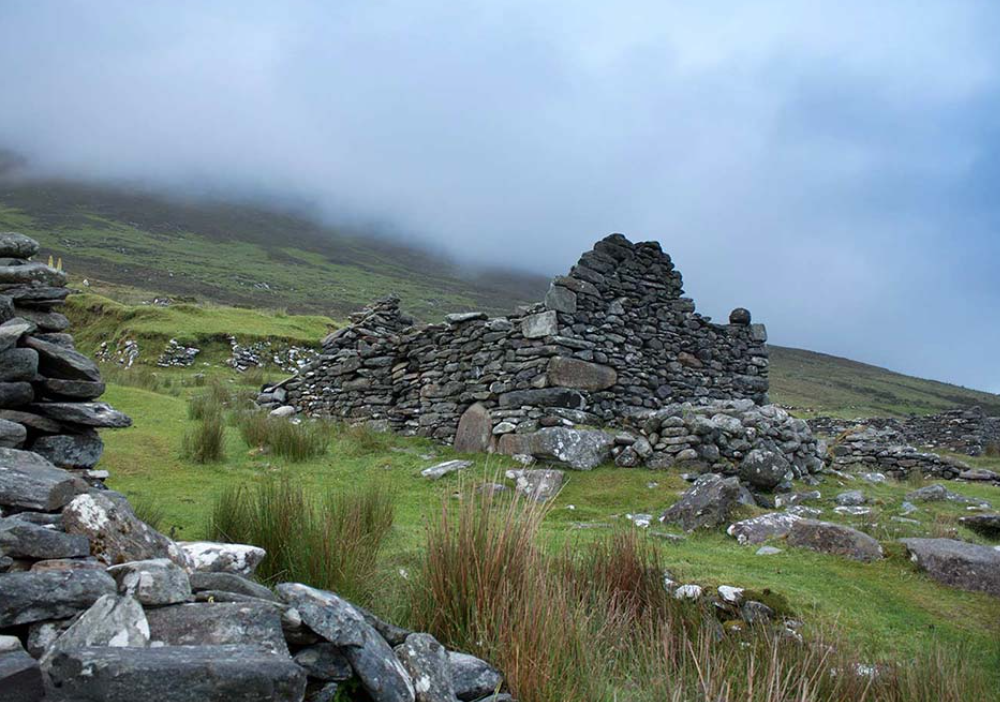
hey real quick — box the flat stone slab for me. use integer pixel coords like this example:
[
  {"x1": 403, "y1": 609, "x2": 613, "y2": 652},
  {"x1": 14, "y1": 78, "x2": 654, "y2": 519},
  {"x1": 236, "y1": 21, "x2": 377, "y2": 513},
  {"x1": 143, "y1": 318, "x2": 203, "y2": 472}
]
[
  {"x1": 0, "y1": 232, "x2": 40, "y2": 258},
  {"x1": 28, "y1": 402, "x2": 132, "y2": 428},
  {"x1": 145, "y1": 602, "x2": 288, "y2": 656},
  {"x1": 0, "y1": 569, "x2": 116, "y2": 627},
  {"x1": 901, "y1": 538, "x2": 1000, "y2": 597},
  {"x1": 727, "y1": 512, "x2": 801, "y2": 545},
  {"x1": 547, "y1": 357, "x2": 617, "y2": 391},
  {"x1": 787, "y1": 519, "x2": 883, "y2": 561},
  {"x1": 42, "y1": 595, "x2": 150, "y2": 665},
  {"x1": 660, "y1": 477, "x2": 743, "y2": 532},
  {"x1": 0, "y1": 518, "x2": 91, "y2": 559},
  {"x1": 522, "y1": 427, "x2": 615, "y2": 470},
  {"x1": 0, "y1": 447, "x2": 86, "y2": 511},
  {"x1": 178, "y1": 541, "x2": 266, "y2": 575},
  {"x1": 453, "y1": 403, "x2": 492, "y2": 453},
  {"x1": 505, "y1": 468, "x2": 565, "y2": 502},
  {"x1": 421, "y1": 459, "x2": 473, "y2": 480},
  {"x1": 24, "y1": 336, "x2": 100, "y2": 381},
  {"x1": 107, "y1": 558, "x2": 192, "y2": 606},
  {"x1": 189, "y1": 572, "x2": 276, "y2": 601},
  {"x1": 45, "y1": 645, "x2": 307, "y2": 702}
]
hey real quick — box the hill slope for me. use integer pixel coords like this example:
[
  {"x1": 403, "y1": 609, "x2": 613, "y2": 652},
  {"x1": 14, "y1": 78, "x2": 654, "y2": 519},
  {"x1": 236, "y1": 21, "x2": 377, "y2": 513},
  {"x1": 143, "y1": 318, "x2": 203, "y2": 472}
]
[
  {"x1": 0, "y1": 178, "x2": 548, "y2": 320},
  {"x1": 768, "y1": 346, "x2": 1000, "y2": 417}
]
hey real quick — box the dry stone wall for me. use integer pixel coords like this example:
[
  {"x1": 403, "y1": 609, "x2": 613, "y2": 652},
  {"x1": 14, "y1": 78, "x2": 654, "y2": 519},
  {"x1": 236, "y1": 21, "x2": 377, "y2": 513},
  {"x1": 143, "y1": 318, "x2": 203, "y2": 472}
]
[{"x1": 262, "y1": 235, "x2": 770, "y2": 448}]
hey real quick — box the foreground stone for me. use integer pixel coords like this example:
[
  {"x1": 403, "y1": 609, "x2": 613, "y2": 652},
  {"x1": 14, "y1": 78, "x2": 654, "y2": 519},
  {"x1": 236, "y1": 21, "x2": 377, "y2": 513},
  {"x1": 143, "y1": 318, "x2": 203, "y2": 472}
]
[
  {"x1": 0, "y1": 646, "x2": 44, "y2": 702},
  {"x1": 0, "y1": 518, "x2": 90, "y2": 559},
  {"x1": 42, "y1": 595, "x2": 149, "y2": 665},
  {"x1": 727, "y1": 512, "x2": 801, "y2": 545},
  {"x1": 46, "y1": 645, "x2": 307, "y2": 702},
  {"x1": 0, "y1": 570, "x2": 116, "y2": 626},
  {"x1": 958, "y1": 514, "x2": 1000, "y2": 539},
  {"x1": 29, "y1": 401, "x2": 132, "y2": 428},
  {"x1": 524, "y1": 427, "x2": 615, "y2": 470},
  {"x1": 453, "y1": 403, "x2": 492, "y2": 453},
  {"x1": 660, "y1": 477, "x2": 743, "y2": 532},
  {"x1": 145, "y1": 602, "x2": 288, "y2": 656},
  {"x1": 62, "y1": 492, "x2": 188, "y2": 568},
  {"x1": 738, "y1": 449, "x2": 790, "y2": 490},
  {"x1": 394, "y1": 633, "x2": 457, "y2": 702},
  {"x1": 449, "y1": 651, "x2": 503, "y2": 701},
  {"x1": 900, "y1": 538, "x2": 1000, "y2": 597},
  {"x1": 505, "y1": 468, "x2": 565, "y2": 502},
  {"x1": 421, "y1": 460, "x2": 473, "y2": 480},
  {"x1": 0, "y1": 447, "x2": 86, "y2": 511},
  {"x1": 787, "y1": 520, "x2": 883, "y2": 561},
  {"x1": 189, "y1": 571, "x2": 276, "y2": 601}
]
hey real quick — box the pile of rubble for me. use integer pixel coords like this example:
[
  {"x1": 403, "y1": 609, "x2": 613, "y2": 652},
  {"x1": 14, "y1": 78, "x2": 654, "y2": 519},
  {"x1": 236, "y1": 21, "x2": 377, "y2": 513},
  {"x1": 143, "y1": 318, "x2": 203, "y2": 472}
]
[
  {"x1": 156, "y1": 339, "x2": 200, "y2": 367},
  {"x1": 95, "y1": 338, "x2": 139, "y2": 368}
]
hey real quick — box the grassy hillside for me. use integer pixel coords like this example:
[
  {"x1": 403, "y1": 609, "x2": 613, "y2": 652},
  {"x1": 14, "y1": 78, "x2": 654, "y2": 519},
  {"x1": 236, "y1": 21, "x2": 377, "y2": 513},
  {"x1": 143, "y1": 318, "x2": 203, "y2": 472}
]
[
  {"x1": 0, "y1": 179, "x2": 548, "y2": 320},
  {"x1": 769, "y1": 346, "x2": 1000, "y2": 418}
]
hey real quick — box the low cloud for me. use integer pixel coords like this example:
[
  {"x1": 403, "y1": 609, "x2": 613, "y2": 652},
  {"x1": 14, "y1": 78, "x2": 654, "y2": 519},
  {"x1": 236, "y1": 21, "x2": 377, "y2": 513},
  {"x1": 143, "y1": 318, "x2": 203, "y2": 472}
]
[{"x1": 1, "y1": 0, "x2": 998, "y2": 391}]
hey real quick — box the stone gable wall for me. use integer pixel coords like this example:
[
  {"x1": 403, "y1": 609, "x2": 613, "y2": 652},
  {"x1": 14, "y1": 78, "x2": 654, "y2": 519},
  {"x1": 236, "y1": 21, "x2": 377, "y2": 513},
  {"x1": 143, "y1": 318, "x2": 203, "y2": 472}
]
[{"x1": 262, "y1": 235, "x2": 769, "y2": 445}]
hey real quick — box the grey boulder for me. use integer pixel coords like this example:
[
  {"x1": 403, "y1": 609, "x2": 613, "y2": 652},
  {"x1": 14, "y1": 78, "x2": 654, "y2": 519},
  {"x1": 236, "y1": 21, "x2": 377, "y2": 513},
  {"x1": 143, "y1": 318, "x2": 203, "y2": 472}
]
[
  {"x1": 30, "y1": 432, "x2": 104, "y2": 470},
  {"x1": 45, "y1": 645, "x2": 307, "y2": 702},
  {"x1": 506, "y1": 468, "x2": 565, "y2": 502},
  {"x1": 395, "y1": 633, "x2": 456, "y2": 702},
  {"x1": 660, "y1": 476, "x2": 743, "y2": 532},
  {"x1": 0, "y1": 518, "x2": 91, "y2": 559},
  {"x1": 0, "y1": 647, "x2": 45, "y2": 702},
  {"x1": 525, "y1": 427, "x2": 615, "y2": 470},
  {"x1": 145, "y1": 602, "x2": 288, "y2": 655},
  {"x1": 0, "y1": 347, "x2": 38, "y2": 381},
  {"x1": 726, "y1": 512, "x2": 801, "y2": 545},
  {"x1": 294, "y1": 643, "x2": 353, "y2": 681},
  {"x1": 41, "y1": 595, "x2": 150, "y2": 665},
  {"x1": 787, "y1": 520, "x2": 883, "y2": 561},
  {"x1": 178, "y1": 541, "x2": 266, "y2": 575},
  {"x1": 959, "y1": 513, "x2": 1000, "y2": 539},
  {"x1": 449, "y1": 651, "x2": 503, "y2": 701},
  {"x1": 106, "y1": 558, "x2": 192, "y2": 606},
  {"x1": 24, "y1": 335, "x2": 100, "y2": 381},
  {"x1": 900, "y1": 538, "x2": 1000, "y2": 597},
  {"x1": 453, "y1": 403, "x2": 492, "y2": 453},
  {"x1": 0, "y1": 569, "x2": 116, "y2": 626},
  {"x1": 0, "y1": 417, "x2": 26, "y2": 447},
  {"x1": 0, "y1": 232, "x2": 40, "y2": 258},
  {"x1": 738, "y1": 449, "x2": 790, "y2": 490}
]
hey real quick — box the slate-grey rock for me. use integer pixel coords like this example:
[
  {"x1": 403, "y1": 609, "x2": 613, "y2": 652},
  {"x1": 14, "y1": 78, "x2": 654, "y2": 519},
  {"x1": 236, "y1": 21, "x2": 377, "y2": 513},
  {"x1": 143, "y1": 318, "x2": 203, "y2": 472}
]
[
  {"x1": 544, "y1": 284, "x2": 577, "y2": 313},
  {"x1": 178, "y1": 541, "x2": 265, "y2": 575},
  {"x1": 189, "y1": 571, "x2": 276, "y2": 601},
  {"x1": 787, "y1": 520, "x2": 883, "y2": 561},
  {"x1": 738, "y1": 449, "x2": 790, "y2": 490},
  {"x1": 62, "y1": 492, "x2": 189, "y2": 568},
  {"x1": 0, "y1": 648, "x2": 45, "y2": 702},
  {"x1": 900, "y1": 538, "x2": 1000, "y2": 597},
  {"x1": 520, "y1": 310, "x2": 558, "y2": 338},
  {"x1": 145, "y1": 602, "x2": 288, "y2": 655},
  {"x1": 42, "y1": 594, "x2": 150, "y2": 665},
  {"x1": 421, "y1": 459, "x2": 473, "y2": 480},
  {"x1": 726, "y1": 512, "x2": 801, "y2": 545},
  {"x1": 356, "y1": 604, "x2": 414, "y2": 647},
  {"x1": 453, "y1": 403, "x2": 492, "y2": 453},
  {"x1": 0, "y1": 518, "x2": 90, "y2": 559},
  {"x1": 14, "y1": 307, "x2": 69, "y2": 332},
  {"x1": 0, "y1": 317, "x2": 34, "y2": 353},
  {"x1": 660, "y1": 477, "x2": 743, "y2": 532},
  {"x1": 24, "y1": 335, "x2": 102, "y2": 381},
  {"x1": 395, "y1": 633, "x2": 456, "y2": 702},
  {"x1": 0, "y1": 232, "x2": 40, "y2": 258},
  {"x1": 506, "y1": 468, "x2": 565, "y2": 502},
  {"x1": 0, "y1": 263, "x2": 65, "y2": 289},
  {"x1": 835, "y1": 490, "x2": 867, "y2": 507},
  {"x1": 0, "y1": 347, "x2": 37, "y2": 381},
  {"x1": 958, "y1": 513, "x2": 1000, "y2": 539},
  {"x1": 278, "y1": 583, "x2": 415, "y2": 702},
  {"x1": 0, "y1": 409, "x2": 63, "y2": 433},
  {"x1": 307, "y1": 682, "x2": 341, "y2": 702},
  {"x1": 107, "y1": 558, "x2": 192, "y2": 606},
  {"x1": 30, "y1": 432, "x2": 104, "y2": 470},
  {"x1": 0, "y1": 381, "x2": 34, "y2": 407},
  {"x1": 449, "y1": 651, "x2": 503, "y2": 701},
  {"x1": 294, "y1": 643, "x2": 353, "y2": 681},
  {"x1": 0, "y1": 417, "x2": 26, "y2": 447},
  {"x1": 547, "y1": 357, "x2": 617, "y2": 391},
  {"x1": 39, "y1": 377, "x2": 107, "y2": 400},
  {"x1": 0, "y1": 569, "x2": 116, "y2": 626},
  {"x1": 46, "y1": 645, "x2": 308, "y2": 702},
  {"x1": 524, "y1": 427, "x2": 615, "y2": 470},
  {"x1": 29, "y1": 401, "x2": 132, "y2": 428},
  {"x1": 0, "y1": 447, "x2": 86, "y2": 510}
]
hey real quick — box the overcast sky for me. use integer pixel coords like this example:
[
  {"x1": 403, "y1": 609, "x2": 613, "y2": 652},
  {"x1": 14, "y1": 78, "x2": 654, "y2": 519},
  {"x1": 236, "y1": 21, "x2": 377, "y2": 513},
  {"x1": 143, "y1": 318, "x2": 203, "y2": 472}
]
[{"x1": 1, "y1": 1, "x2": 998, "y2": 392}]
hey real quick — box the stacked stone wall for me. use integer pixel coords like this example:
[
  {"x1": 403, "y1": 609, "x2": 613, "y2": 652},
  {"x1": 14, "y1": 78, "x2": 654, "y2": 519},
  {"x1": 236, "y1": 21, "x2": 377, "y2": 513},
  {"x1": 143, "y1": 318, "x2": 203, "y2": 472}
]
[{"x1": 262, "y1": 235, "x2": 769, "y2": 446}]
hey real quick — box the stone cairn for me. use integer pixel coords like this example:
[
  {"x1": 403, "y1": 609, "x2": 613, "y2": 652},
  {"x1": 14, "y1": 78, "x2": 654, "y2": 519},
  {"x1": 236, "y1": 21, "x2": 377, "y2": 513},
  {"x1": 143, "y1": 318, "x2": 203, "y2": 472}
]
[
  {"x1": 261, "y1": 234, "x2": 824, "y2": 477},
  {"x1": 0, "y1": 232, "x2": 510, "y2": 702}
]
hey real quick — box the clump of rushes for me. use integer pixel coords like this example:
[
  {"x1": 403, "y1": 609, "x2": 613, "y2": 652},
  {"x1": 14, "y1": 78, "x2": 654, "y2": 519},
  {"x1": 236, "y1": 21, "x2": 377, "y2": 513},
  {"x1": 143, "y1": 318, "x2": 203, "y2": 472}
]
[
  {"x1": 407, "y1": 487, "x2": 996, "y2": 702},
  {"x1": 208, "y1": 476, "x2": 395, "y2": 606},
  {"x1": 234, "y1": 412, "x2": 331, "y2": 461},
  {"x1": 180, "y1": 409, "x2": 226, "y2": 463}
]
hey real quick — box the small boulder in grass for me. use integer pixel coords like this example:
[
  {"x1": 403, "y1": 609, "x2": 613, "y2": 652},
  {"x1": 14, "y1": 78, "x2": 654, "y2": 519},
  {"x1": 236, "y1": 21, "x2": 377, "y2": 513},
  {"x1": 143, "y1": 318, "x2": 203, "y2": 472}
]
[{"x1": 786, "y1": 520, "x2": 883, "y2": 561}]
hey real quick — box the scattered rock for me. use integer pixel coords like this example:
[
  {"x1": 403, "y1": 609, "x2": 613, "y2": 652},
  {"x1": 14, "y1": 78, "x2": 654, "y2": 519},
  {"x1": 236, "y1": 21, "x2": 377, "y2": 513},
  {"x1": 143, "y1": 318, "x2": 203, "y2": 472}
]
[
  {"x1": 660, "y1": 477, "x2": 743, "y2": 532},
  {"x1": 835, "y1": 490, "x2": 867, "y2": 506},
  {"x1": 505, "y1": 468, "x2": 565, "y2": 502},
  {"x1": 421, "y1": 460, "x2": 473, "y2": 480},
  {"x1": 739, "y1": 449, "x2": 791, "y2": 490},
  {"x1": 178, "y1": 541, "x2": 265, "y2": 575},
  {"x1": 448, "y1": 651, "x2": 503, "y2": 702},
  {"x1": 42, "y1": 594, "x2": 150, "y2": 665},
  {"x1": 901, "y1": 538, "x2": 1000, "y2": 597},
  {"x1": 727, "y1": 512, "x2": 801, "y2": 545},
  {"x1": 787, "y1": 520, "x2": 883, "y2": 561},
  {"x1": 395, "y1": 633, "x2": 456, "y2": 702},
  {"x1": 958, "y1": 514, "x2": 1000, "y2": 539}
]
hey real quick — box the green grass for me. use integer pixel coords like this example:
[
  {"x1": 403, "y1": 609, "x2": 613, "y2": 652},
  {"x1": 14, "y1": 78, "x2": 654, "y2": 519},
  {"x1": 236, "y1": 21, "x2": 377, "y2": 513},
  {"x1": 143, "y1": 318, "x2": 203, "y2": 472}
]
[{"x1": 98, "y1": 373, "x2": 1000, "y2": 678}]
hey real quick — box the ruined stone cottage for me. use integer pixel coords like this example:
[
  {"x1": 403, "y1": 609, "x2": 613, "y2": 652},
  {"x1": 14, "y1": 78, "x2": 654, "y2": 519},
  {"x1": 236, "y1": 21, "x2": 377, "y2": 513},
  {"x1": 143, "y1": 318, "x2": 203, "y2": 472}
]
[{"x1": 260, "y1": 234, "x2": 770, "y2": 450}]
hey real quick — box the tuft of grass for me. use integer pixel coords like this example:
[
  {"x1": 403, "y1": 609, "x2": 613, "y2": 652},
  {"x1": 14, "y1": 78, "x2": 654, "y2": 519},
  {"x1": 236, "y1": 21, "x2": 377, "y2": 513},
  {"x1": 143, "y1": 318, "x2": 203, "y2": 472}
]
[
  {"x1": 129, "y1": 494, "x2": 167, "y2": 532},
  {"x1": 336, "y1": 421, "x2": 392, "y2": 456},
  {"x1": 180, "y1": 411, "x2": 226, "y2": 463},
  {"x1": 99, "y1": 364, "x2": 176, "y2": 394},
  {"x1": 235, "y1": 412, "x2": 331, "y2": 462},
  {"x1": 985, "y1": 442, "x2": 1000, "y2": 458},
  {"x1": 208, "y1": 475, "x2": 395, "y2": 605}
]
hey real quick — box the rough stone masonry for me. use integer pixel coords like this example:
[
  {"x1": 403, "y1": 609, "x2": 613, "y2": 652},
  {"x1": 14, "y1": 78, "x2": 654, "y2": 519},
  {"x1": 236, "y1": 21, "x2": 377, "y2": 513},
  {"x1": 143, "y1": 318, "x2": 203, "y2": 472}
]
[{"x1": 261, "y1": 234, "x2": 770, "y2": 450}]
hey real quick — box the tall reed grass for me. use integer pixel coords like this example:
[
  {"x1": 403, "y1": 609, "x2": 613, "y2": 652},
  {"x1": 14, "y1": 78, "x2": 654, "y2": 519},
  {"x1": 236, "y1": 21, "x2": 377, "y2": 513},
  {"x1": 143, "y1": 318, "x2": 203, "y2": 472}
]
[
  {"x1": 208, "y1": 476, "x2": 395, "y2": 605},
  {"x1": 234, "y1": 412, "x2": 331, "y2": 461}
]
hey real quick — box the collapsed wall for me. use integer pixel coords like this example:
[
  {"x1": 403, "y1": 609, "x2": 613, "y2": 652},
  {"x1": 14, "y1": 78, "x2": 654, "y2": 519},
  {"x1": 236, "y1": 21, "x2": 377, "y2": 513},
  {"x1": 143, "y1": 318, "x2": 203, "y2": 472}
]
[{"x1": 262, "y1": 234, "x2": 770, "y2": 447}]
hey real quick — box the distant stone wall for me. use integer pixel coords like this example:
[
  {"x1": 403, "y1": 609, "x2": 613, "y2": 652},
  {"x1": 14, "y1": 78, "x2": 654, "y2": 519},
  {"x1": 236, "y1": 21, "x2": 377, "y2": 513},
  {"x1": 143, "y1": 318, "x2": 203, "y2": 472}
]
[
  {"x1": 809, "y1": 406, "x2": 1000, "y2": 457},
  {"x1": 261, "y1": 234, "x2": 769, "y2": 445}
]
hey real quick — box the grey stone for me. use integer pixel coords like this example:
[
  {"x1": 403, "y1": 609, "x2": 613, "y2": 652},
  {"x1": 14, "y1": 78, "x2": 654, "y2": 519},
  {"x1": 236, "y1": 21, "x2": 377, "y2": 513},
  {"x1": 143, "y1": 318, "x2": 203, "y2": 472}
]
[
  {"x1": 726, "y1": 512, "x2": 801, "y2": 545},
  {"x1": 145, "y1": 602, "x2": 288, "y2": 655},
  {"x1": 660, "y1": 477, "x2": 743, "y2": 532},
  {"x1": 0, "y1": 417, "x2": 26, "y2": 447},
  {"x1": 729, "y1": 308, "x2": 752, "y2": 325},
  {"x1": 62, "y1": 492, "x2": 189, "y2": 568},
  {"x1": 835, "y1": 490, "x2": 867, "y2": 506},
  {"x1": 177, "y1": 541, "x2": 265, "y2": 575},
  {"x1": 30, "y1": 557, "x2": 104, "y2": 572},
  {"x1": 453, "y1": 403, "x2": 492, "y2": 453},
  {"x1": 506, "y1": 468, "x2": 565, "y2": 502},
  {"x1": 42, "y1": 595, "x2": 150, "y2": 665},
  {"x1": 544, "y1": 284, "x2": 577, "y2": 314},
  {"x1": 0, "y1": 447, "x2": 86, "y2": 510},
  {"x1": 0, "y1": 232, "x2": 40, "y2": 258},
  {"x1": 31, "y1": 432, "x2": 104, "y2": 469},
  {"x1": 0, "y1": 518, "x2": 91, "y2": 559},
  {"x1": 755, "y1": 546, "x2": 783, "y2": 556},
  {"x1": 0, "y1": 569, "x2": 116, "y2": 626},
  {"x1": 0, "y1": 648, "x2": 45, "y2": 702},
  {"x1": 294, "y1": 643, "x2": 353, "y2": 681},
  {"x1": 521, "y1": 310, "x2": 558, "y2": 339},
  {"x1": 445, "y1": 312, "x2": 487, "y2": 324},
  {"x1": 40, "y1": 378, "x2": 107, "y2": 400},
  {"x1": 24, "y1": 335, "x2": 101, "y2": 381},
  {"x1": 28, "y1": 402, "x2": 132, "y2": 428},
  {"x1": 0, "y1": 318, "x2": 33, "y2": 354},
  {"x1": 739, "y1": 449, "x2": 790, "y2": 490},
  {"x1": 15, "y1": 307, "x2": 69, "y2": 332},
  {"x1": 901, "y1": 538, "x2": 1000, "y2": 597},
  {"x1": 0, "y1": 347, "x2": 37, "y2": 381},
  {"x1": 547, "y1": 357, "x2": 617, "y2": 391},
  {"x1": 526, "y1": 427, "x2": 615, "y2": 470},
  {"x1": 0, "y1": 381, "x2": 33, "y2": 407},
  {"x1": 189, "y1": 571, "x2": 276, "y2": 601},
  {"x1": 422, "y1": 460, "x2": 474, "y2": 480},
  {"x1": 959, "y1": 513, "x2": 1000, "y2": 539},
  {"x1": 787, "y1": 520, "x2": 883, "y2": 561},
  {"x1": 276, "y1": 582, "x2": 368, "y2": 647},
  {"x1": 46, "y1": 645, "x2": 307, "y2": 702},
  {"x1": 0, "y1": 409, "x2": 63, "y2": 433},
  {"x1": 449, "y1": 651, "x2": 503, "y2": 701},
  {"x1": 107, "y1": 558, "x2": 192, "y2": 606},
  {"x1": 395, "y1": 633, "x2": 456, "y2": 702}
]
